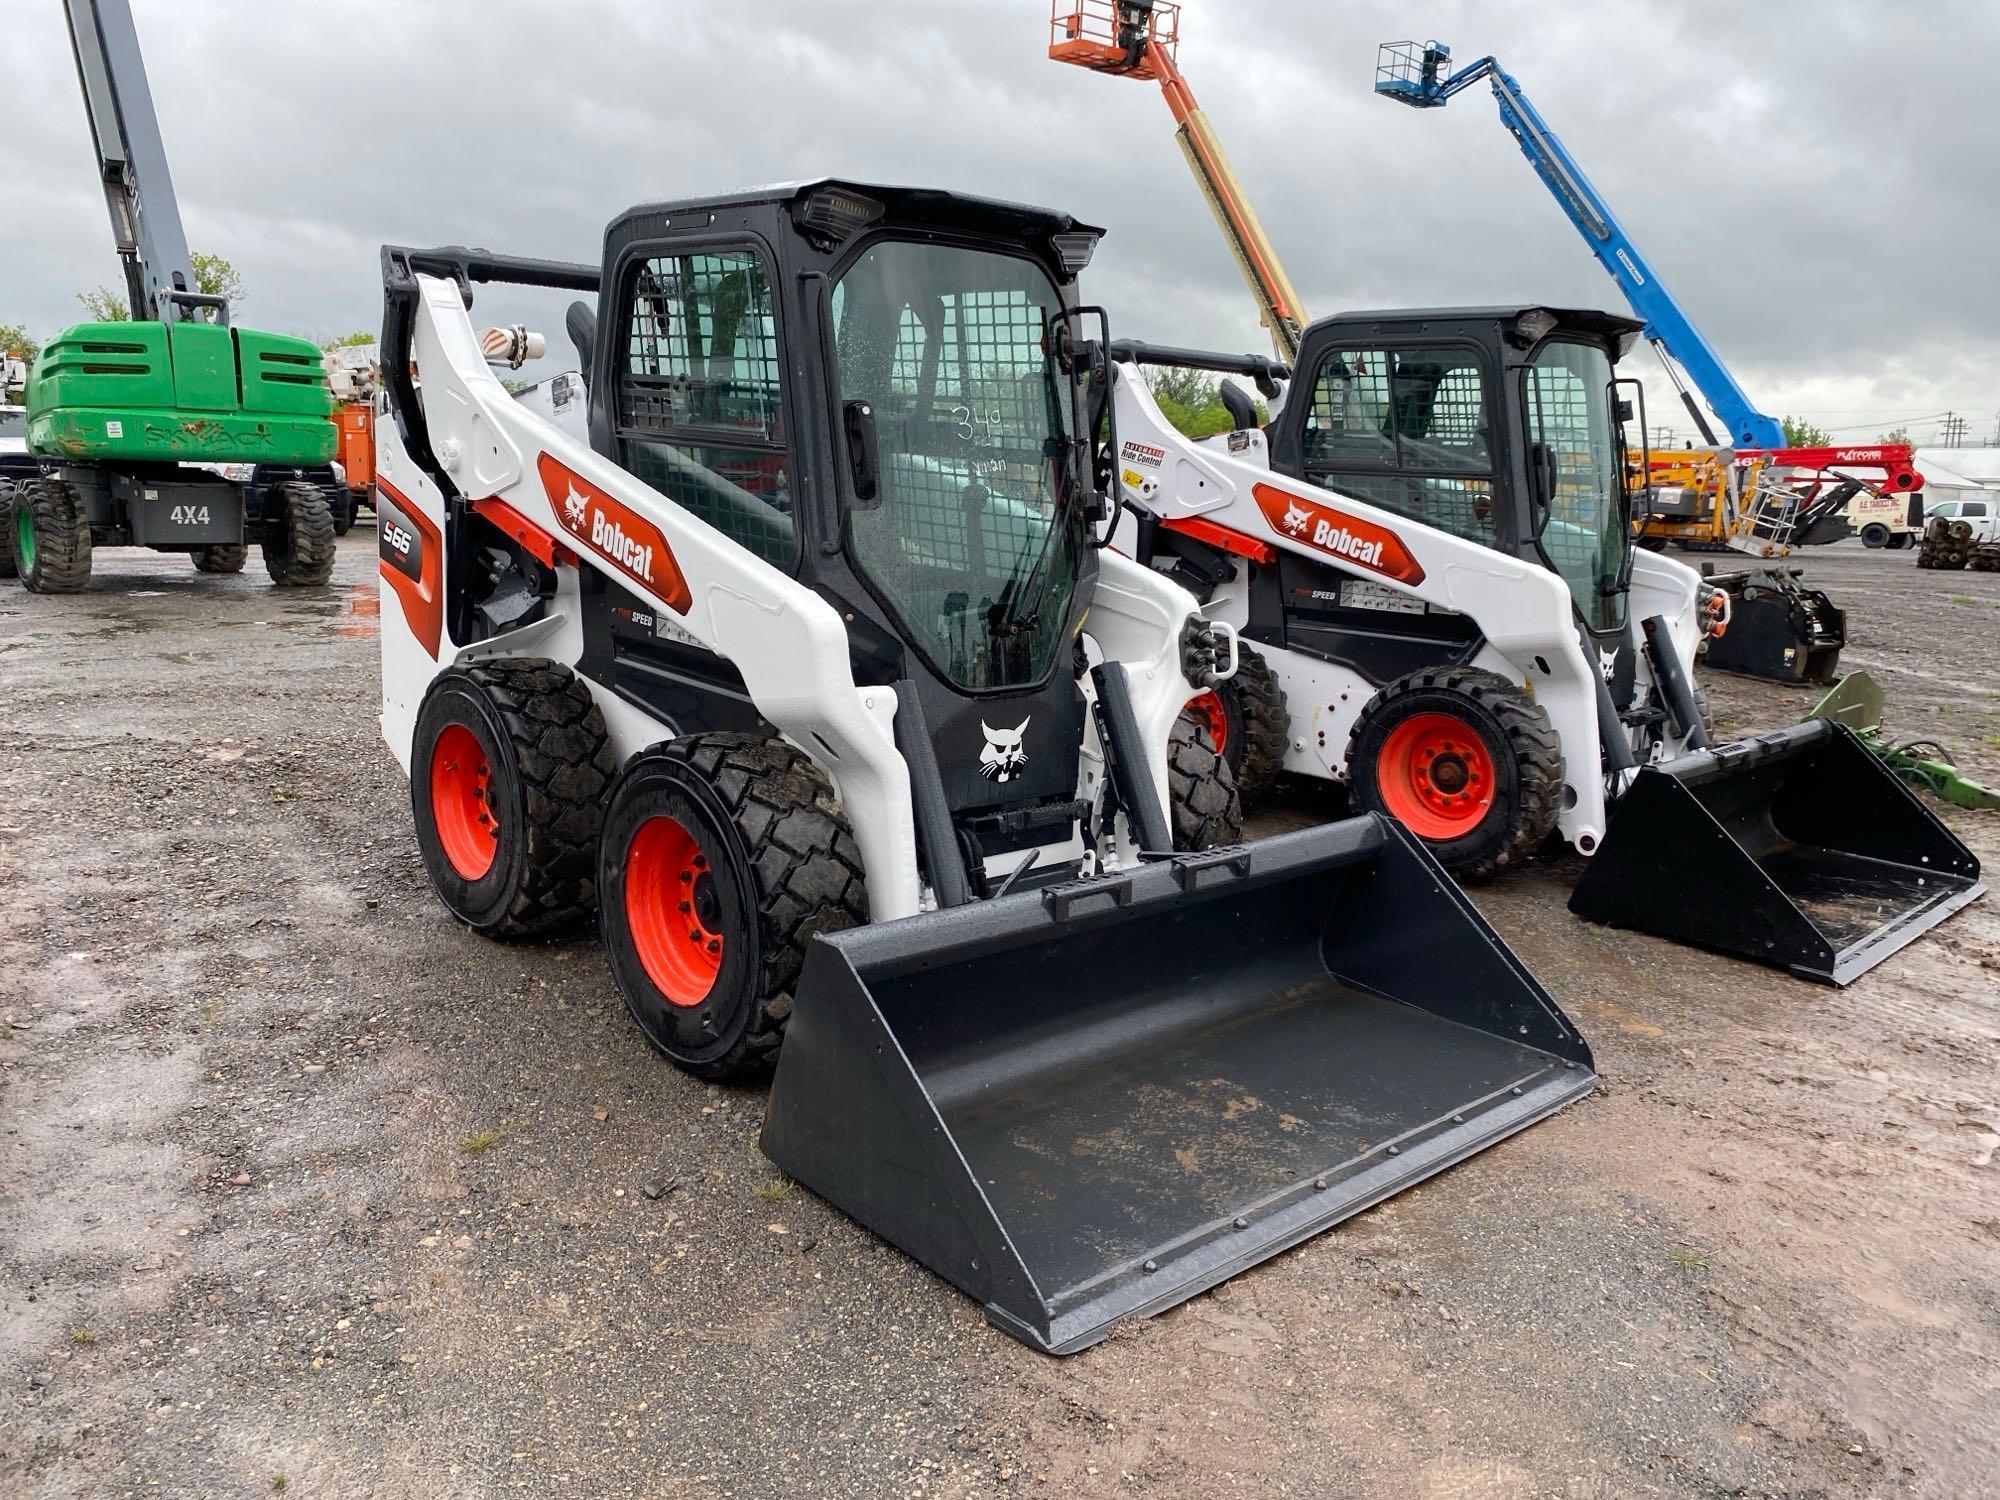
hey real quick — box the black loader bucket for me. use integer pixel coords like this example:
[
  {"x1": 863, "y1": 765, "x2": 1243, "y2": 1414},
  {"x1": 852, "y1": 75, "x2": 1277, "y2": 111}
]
[
  {"x1": 1571, "y1": 720, "x2": 1983, "y2": 985},
  {"x1": 761, "y1": 817, "x2": 1595, "y2": 1355}
]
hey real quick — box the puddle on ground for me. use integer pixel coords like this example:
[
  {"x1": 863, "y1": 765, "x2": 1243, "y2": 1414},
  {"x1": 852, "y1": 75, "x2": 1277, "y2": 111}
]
[{"x1": 274, "y1": 583, "x2": 378, "y2": 638}]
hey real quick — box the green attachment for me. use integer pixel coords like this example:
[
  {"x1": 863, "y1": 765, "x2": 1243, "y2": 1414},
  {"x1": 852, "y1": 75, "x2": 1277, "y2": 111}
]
[
  {"x1": 1870, "y1": 740, "x2": 2000, "y2": 811},
  {"x1": 25, "y1": 319, "x2": 334, "y2": 466},
  {"x1": 1807, "y1": 672, "x2": 2000, "y2": 811}
]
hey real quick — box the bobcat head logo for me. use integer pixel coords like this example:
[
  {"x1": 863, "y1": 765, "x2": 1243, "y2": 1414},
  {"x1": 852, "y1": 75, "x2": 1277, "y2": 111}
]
[
  {"x1": 563, "y1": 484, "x2": 589, "y2": 529},
  {"x1": 1280, "y1": 500, "x2": 1310, "y2": 536},
  {"x1": 979, "y1": 718, "x2": 1030, "y2": 783}
]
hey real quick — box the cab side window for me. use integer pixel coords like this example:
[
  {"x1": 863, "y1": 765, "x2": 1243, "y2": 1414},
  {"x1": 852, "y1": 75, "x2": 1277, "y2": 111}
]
[
  {"x1": 1301, "y1": 345, "x2": 1495, "y2": 544},
  {"x1": 615, "y1": 247, "x2": 797, "y2": 569}
]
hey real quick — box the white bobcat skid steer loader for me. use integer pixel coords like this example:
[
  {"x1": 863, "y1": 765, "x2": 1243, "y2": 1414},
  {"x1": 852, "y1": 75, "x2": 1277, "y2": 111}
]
[
  {"x1": 1106, "y1": 312, "x2": 1981, "y2": 984},
  {"x1": 373, "y1": 181, "x2": 1600, "y2": 1354}
]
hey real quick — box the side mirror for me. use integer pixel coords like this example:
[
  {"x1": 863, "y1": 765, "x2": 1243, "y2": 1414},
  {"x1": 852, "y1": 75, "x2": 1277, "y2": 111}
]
[{"x1": 843, "y1": 398, "x2": 880, "y2": 508}]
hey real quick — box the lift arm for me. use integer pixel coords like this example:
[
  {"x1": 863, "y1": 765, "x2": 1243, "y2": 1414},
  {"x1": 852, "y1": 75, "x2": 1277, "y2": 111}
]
[
  {"x1": 1376, "y1": 41, "x2": 1780, "y2": 450},
  {"x1": 59, "y1": 0, "x2": 224, "y2": 325},
  {"x1": 1050, "y1": 2, "x2": 1306, "y2": 363}
]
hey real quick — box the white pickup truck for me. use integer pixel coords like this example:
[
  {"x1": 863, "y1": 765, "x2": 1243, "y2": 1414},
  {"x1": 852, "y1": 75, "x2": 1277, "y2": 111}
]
[{"x1": 1925, "y1": 495, "x2": 2000, "y2": 544}]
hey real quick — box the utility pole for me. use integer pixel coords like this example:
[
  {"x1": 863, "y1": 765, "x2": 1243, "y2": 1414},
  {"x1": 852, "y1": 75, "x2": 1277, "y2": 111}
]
[{"x1": 1940, "y1": 411, "x2": 1967, "y2": 448}]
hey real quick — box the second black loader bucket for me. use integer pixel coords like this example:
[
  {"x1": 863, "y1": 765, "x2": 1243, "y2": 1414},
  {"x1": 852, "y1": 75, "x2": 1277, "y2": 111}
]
[
  {"x1": 1571, "y1": 719, "x2": 1983, "y2": 985},
  {"x1": 760, "y1": 817, "x2": 1595, "y2": 1355}
]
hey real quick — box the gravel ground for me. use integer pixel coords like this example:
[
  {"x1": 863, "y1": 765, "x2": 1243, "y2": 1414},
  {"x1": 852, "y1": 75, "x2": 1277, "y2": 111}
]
[{"x1": 2, "y1": 537, "x2": 1996, "y2": 1499}]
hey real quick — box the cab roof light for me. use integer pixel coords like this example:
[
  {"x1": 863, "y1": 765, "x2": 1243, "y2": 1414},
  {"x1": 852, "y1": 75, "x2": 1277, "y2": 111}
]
[
  {"x1": 793, "y1": 187, "x2": 886, "y2": 245},
  {"x1": 1510, "y1": 308, "x2": 1559, "y2": 346},
  {"x1": 1049, "y1": 231, "x2": 1100, "y2": 276}
]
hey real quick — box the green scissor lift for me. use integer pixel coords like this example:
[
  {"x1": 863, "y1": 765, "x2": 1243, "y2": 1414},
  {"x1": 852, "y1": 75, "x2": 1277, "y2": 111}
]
[{"x1": 10, "y1": 0, "x2": 340, "y2": 594}]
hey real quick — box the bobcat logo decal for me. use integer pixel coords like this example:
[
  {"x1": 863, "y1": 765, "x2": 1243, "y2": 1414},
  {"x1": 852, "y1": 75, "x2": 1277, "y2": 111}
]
[
  {"x1": 563, "y1": 484, "x2": 589, "y2": 530},
  {"x1": 979, "y1": 718, "x2": 1030, "y2": 783},
  {"x1": 1280, "y1": 500, "x2": 1311, "y2": 536}
]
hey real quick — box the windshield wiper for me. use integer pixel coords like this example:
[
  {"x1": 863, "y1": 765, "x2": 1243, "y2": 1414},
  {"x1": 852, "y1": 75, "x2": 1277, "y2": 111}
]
[{"x1": 987, "y1": 440, "x2": 1078, "y2": 641}]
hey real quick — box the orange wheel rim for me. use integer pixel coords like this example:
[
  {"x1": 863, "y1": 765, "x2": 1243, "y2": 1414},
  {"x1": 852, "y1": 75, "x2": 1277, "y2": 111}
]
[
  {"x1": 1186, "y1": 689, "x2": 1228, "y2": 758},
  {"x1": 625, "y1": 816, "x2": 723, "y2": 1007},
  {"x1": 429, "y1": 723, "x2": 499, "y2": 879},
  {"x1": 1375, "y1": 712, "x2": 1495, "y2": 840}
]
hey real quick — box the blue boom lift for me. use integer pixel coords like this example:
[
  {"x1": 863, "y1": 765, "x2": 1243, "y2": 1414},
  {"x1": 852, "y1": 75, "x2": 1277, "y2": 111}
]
[{"x1": 1373, "y1": 40, "x2": 1928, "y2": 682}]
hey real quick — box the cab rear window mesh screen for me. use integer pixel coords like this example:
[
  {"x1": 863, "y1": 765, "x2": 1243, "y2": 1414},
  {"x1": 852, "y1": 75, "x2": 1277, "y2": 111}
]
[
  {"x1": 616, "y1": 249, "x2": 796, "y2": 568},
  {"x1": 1301, "y1": 345, "x2": 1495, "y2": 543}
]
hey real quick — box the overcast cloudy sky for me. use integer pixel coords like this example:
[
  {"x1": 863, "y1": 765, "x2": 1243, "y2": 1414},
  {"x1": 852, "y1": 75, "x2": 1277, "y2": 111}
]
[{"x1": 8, "y1": 1, "x2": 1996, "y2": 445}]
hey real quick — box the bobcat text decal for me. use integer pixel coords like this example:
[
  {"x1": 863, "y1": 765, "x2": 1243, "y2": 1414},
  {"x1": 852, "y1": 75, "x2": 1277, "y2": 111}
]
[
  {"x1": 537, "y1": 453, "x2": 693, "y2": 615},
  {"x1": 1251, "y1": 483, "x2": 1426, "y2": 586}
]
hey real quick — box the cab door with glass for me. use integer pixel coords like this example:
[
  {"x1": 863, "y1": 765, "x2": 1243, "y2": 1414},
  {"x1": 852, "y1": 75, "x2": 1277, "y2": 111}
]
[
  {"x1": 827, "y1": 235, "x2": 1093, "y2": 817},
  {"x1": 583, "y1": 240, "x2": 800, "y2": 735}
]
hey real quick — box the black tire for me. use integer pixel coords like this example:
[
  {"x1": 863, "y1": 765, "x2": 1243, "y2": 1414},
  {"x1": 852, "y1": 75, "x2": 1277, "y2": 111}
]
[
  {"x1": 1167, "y1": 715, "x2": 1243, "y2": 851},
  {"x1": 1194, "y1": 644, "x2": 1289, "y2": 800},
  {"x1": 1885, "y1": 531, "x2": 1910, "y2": 551},
  {"x1": 14, "y1": 477, "x2": 93, "y2": 594},
  {"x1": 1690, "y1": 676, "x2": 1715, "y2": 740},
  {"x1": 1347, "y1": 666, "x2": 1561, "y2": 881},
  {"x1": 192, "y1": 543, "x2": 248, "y2": 574},
  {"x1": 1861, "y1": 523, "x2": 1889, "y2": 549},
  {"x1": 0, "y1": 479, "x2": 17, "y2": 581},
  {"x1": 411, "y1": 658, "x2": 616, "y2": 939},
  {"x1": 599, "y1": 732, "x2": 869, "y2": 1080},
  {"x1": 331, "y1": 490, "x2": 355, "y2": 538},
  {"x1": 261, "y1": 479, "x2": 337, "y2": 586}
]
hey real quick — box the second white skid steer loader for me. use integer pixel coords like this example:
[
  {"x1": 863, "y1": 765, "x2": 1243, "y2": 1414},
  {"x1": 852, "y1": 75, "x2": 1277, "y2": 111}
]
[
  {"x1": 373, "y1": 180, "x2": 1599, "y2": 1354},
  {"x1": 1104, "y1": 322, "x2": 1982, "y2": 985}
]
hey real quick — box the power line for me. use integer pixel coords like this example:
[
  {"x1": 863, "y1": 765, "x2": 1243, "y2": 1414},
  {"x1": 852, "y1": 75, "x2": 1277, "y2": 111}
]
[{"x1": 1817, "y1": 412, "x2": 1951, "y2": 435}]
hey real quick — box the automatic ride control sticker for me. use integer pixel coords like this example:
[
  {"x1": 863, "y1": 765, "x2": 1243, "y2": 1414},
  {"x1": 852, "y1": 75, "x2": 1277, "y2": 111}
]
[
  {"x1": 537, "y1": 453, "x2": 693, "y2": 615},
  {"x1": 1251, "y1": 482, "x2": 1426, "y2": 587}
]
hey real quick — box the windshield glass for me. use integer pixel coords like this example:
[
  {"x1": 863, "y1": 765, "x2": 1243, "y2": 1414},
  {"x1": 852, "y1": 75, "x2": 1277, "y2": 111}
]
[
  {"x1": 832, "y1": 241, "x2": 1080, "y2": 692},
  {"x1": 1525, "y1": 341, "x2": 1626, "y2": 635},
  {"x1": 0, "y1": 409, "x2": 24, "y2": 441}
]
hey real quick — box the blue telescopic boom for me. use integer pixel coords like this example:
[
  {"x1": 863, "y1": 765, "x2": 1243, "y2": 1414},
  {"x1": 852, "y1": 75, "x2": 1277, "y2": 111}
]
[{"x1": 1376, "y1": 41, "x2": 1784, "y2": 450}]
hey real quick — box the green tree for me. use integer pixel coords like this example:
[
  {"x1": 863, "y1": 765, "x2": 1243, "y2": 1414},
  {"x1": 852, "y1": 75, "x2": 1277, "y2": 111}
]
[
  {"x1": 1878, "y1": 425, "x2": 1914, "y2": 448},
  {"x1": 77, "y1": 287, "x2": 130, "y2": 322},
  {"x1": 0, "y1": 323, "x2": 40, "y2": 366},
  {"x1": 77, "y1": 250, "x2": 244, "y2": 324},
  {"x1": 1143, "y1": 365, "x2": 1267, "y2": 441},
  {"x1": 188, "y1": 251, "x2": 244, "y2": 304},
  {"x1": 1779, "y1": 415, "x2": 1830, "y2": 448},
  {"x1": 321, "y1": 330, "x2": 376, "y2": 350}
]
